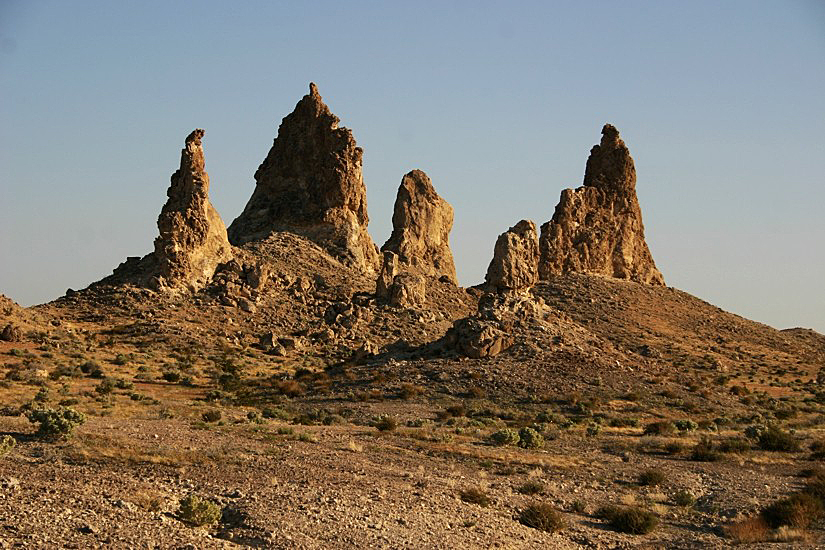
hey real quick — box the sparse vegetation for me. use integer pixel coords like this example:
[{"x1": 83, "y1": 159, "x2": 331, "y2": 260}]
[
  {"x1": 518, "y1": 503, "x2": 566, "y2": 532},
  {"x1": 517, "y1": 480, "x2": 545, "y2": 495},
  {"x1": 177, "y1": 494, "x2": 221, "y2": 526},
  {"x1": 597, "y1": 505, "x2": 659, "y2": 534},
  {"x1": 490, "y1": 428, "x2": 520, "y2": 447},
  {"x1": 459, "y1": 487, "x2": 490, "y2": 507},
  {"x1": 638, "y1": 469, "x2": 665, "y2": 486},
  {"x1": 26, "y1": 407, "x2": 85, "y2": 439},
  {"x1": 0, "y1": 435, "x2": 16, "y2": 458}
]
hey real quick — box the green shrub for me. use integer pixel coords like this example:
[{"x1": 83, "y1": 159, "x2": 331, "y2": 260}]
[
  {"x1": 459, "y1": 487, "x2": 490, "y2": 507},
  {"x1": 761, "y1": 492, "x2": 824, "y2": 528},
  {"x1": 674, "y1": 419, "x2": 698, "y2": 432},
  {"x1": 114, "y1": 378, "x2": 134, "y2": 390},
  {"x1": 177, "y1": 494, "x2": 221, "y2": 526},
  {"x1": 518, "y1": 503, "x2": 566, "y2": 532},
  {"x1": 638, "y1": 469, "x2": 666, "y2": 486},
  {"x1": 26, "y1": 407, "x2": 85, "y2": 439},
  {"x1": 643, "y1": 421, "x2": 676, "y2": 436},
  {"x1": 717, "y1": 438, "x2": 751, "y2": 453},
  {"x1": 518, "y1": 427, "x2": 544, "y2": 449},
  {"x1": 0, "y1": 435, "x2": 16, "y2": 458},
  {"x1": 586, "y1": 423, "x2": 601, "y2": 437},
  {"x1": 490, "y1": 428, "x2": 520, "y2": 446},
  {"x1": 756, "y1": 425, "x2": 800, "y2": 452},
  {"x1": 597, "y1": 505, "x2": 659, "y2": 534},
  {"x1": 113, "y1": 353, "x2": 129, "y2": 366}
]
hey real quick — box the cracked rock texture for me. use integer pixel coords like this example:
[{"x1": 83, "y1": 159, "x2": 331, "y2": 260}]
[
  {"x1": 228, "y1": 83, "x2": 379, "y2": 273},
  {"x1": 485, "y1": 220, "x2": 540, "y2": 292},
  {"x1": 381, "y1": 170, "x2": 456, "y2": 283},
  {"x1": 539, "y1": 124, "x2": 664, "y2": 285},
  {"x1": 152, "y1": 129, "x2": 233, "y2": 291}
]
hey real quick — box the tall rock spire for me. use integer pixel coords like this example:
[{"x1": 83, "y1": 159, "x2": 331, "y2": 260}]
[
  {"x1": 228, "y1": 83, "x2": 379, "y2": 273},
  {"x1": 538, "y1": 124, "x2": 664, "y2": 285},
  {"x1": 381, "y1": 169, "x2": 457, "y2": 283},
  {"x1": 153, "y1": 129, "x2": 233, "y2": 290}
]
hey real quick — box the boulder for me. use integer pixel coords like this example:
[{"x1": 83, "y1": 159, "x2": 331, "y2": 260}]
[
  {"x1": 1, "y1": 324, "x2": 22, "y2": 342},
  {"x1": 445, "y1": 318, "x2": 513, "y2": 359},
  {"x1": 485, "y1": 220, "x2": 539, "y2": 292},
  {"x1": 539, "y1": 124, "x2": 664, "y2": 285},
  {"x1": 388, "y1": 274, "x2": 426, "y2": 309},
  {"x1": 381, "y1": 170, "x2": 456, "y2": 282},
  {"x1": 228, "y1": 83, "x2": 379, "y2": 273},
  {"x1": 152, "y1": 129, "x2": 233, "y2": 291}
]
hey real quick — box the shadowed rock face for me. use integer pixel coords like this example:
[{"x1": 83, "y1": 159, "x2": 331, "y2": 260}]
[
  {"x1": 485, "y1": 220, "x2": 539, "y2": 292},
  {"x1": 153, "y1": 129, "x2": 232, "y2": 291},
  {"x1": 228, "y1": 83, "x2": 379, "y2": 273},
  {"x1": 381, "y1": 170, "x2": 456, "y2": 283},
  {"x1": 539, "y1": 124, "x2": 664, "y2": 285}
]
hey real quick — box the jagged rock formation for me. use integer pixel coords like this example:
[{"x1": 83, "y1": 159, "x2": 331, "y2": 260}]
[
  {"x1": 381, "y1": 170, "x2": 456, "y2": 283},
  {"x1": 228, "y1": 83, "x2": 379, "y2": 273},
  {"x1": 485, "y1": 220, "x2": 539, "y2": 292},
  {"x1": 152, "y1": 129, "x2": 233, "y2": 291},
  {"x1": 375, "y1": 251, "x2": 426, "y2": 308},
  {"x1": 376, "y1": 251, "x2": 399, "y2": 301},
  {"x1": 538, "y1": 124, "x2": 664, "y2": 285}
]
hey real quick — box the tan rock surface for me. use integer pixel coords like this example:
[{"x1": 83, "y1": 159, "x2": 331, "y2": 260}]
[
  {"x1": 228, "y1": 83, "x2": 379, "y2": 273},
  {"x1": 152, "y1": 129, "x2": 233, "y2": 291},
  {"x1": 539, "y1": 124, "x2": 664, "y2": 285},
  {"x1": 485, "y1": 220, "x2": 539, "y2": 291},
  {"x1": 381, "y1": 170, "x2": 456, "y2": 283}
]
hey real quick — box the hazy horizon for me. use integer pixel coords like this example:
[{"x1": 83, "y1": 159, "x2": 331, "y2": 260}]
[{"x1": 1, "y1": 1, "x2": 823, "y2": 333}]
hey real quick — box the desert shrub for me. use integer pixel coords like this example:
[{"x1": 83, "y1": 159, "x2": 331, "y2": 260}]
[
  {"x1": 517, "y1": 480, "x2": 545, "y2": 495},
  {"x1": 717, "y1": 438, "x2": 751, "y2": 454},
  {"x1": 466, "y1": 385, "x2": 485, "y2": 398},
  {"x1": 202, "y1": 409, "x2": 222, "y2": 423},
  {"x1": 373, "y1": 415, "x2": 397, "y2": 432},
  {"x1": 802, "y1": 475, "x2": 825, "y2": 500},
  {"x1": 162, "y1": 370, "x2": 181, "y2": 383},
  {"x1": 26, "y1": 407, "x2": 85, "y2": 439},
  {"x1": 672, "y1": 489, "x2": 696, "y2": 507},
  {"x1": 664, "y1": 442, "x2": 684, "y2": 455},
  {"x1": 608, "y1": 417, "x2": 638, "y2": 428},
  {"x1": 459, "y1": 487, "x2": 490, "y2": 507},
  {"x1": 276, "y1": 379, "x2": 304, "y2": 398},
  {"x1": 518, "y1": 503, "x2": 566, "y2": 532},
  {"x1": 761, "y1": 492, "x2": 824, "y2": 528},
  {"x1": 445, "y1": 404, "x2": 467, "y2": 418},
  {"x1": 79, "y1": 360, "x2": 97, "y2": 374},
  {"x1": 724, "y1": 516, "x2": 770, "y2": 544},
  {"x1": 113, "y1": 353, "x2": 129, "y2": 366},
  {"x1": 0, "y1": 435, "x2": 16, "y2": 458},
  {"x1": 535, "y1": 411, "x2": 567, "y2": 425},
  {"x1": 643, "y1": 421, "x2": 676, "y2": 436},
  {"x1": 50, "y1": 365, "x2": 80, "y2": 379},
  {"x1": 586, "y1": 423, "x2": 601, "y2": 437},
  {"x1": 518, "y1": 427, "x2": 544, "y2": 449},
  {"x1": 570, "y1": 499, "x2": 586, "y2": 514},
  {"x1": 691, "y1": 436, "x2": 722, "y2": 462},
  {"x1": 261, "y1": 407, "x2": 290, "y2": 420},
  {"x1": 744, "y1": 424, "x2": 767, "y2": 440},
  {"x1": 114, "y1": 378, "x2": 134, "y2": 390},
  {"x1": 490, "y1": 428, "x2": 520, "y2": 447},
  {"x1": 756, "y1": 425, "x2": 800, "y2": 452},
  {"x1": 177, "y1": 494, "x2": 221, "y2": 526},
  {"x1": 398, "y1": 383, "x2": 424, "y2": 400},
  {"x1": 597, "y1": 505, "x2": 659, "y2": 534},
  {"x1": 95, "y1": 378, "x2": 115, "y2": 395},
  {"x1": 674, "y1": 419, "x2": 698, "y2": 433},
  {"x1": 638, "y1": 469, "x2": 666, "y2": 486},
  {"x1": 810, "y1": 440, "x2": 825, "y2": 460}
]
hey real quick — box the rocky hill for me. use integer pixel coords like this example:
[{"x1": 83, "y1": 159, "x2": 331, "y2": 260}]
[{"x1": 1, "y1": 86, "x2": 823, "y2": 549}]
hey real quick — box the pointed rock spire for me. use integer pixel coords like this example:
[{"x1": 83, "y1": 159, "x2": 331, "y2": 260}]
[
  {"x1": 538, "y1": 124, "x2": 664, "y2": 285},
  {"x1": 228, "y1": 83, "x2": 379, "y2": 273},
  {"x1": 381, "y1": 169, "x2": 457, "y2": 283},
  {"x1": 153, "y1": 129, "x2": 233, "y2": 290}
]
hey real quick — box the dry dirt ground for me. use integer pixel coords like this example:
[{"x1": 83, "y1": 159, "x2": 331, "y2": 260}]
[{"x1": 2, "y1": 234, "x2": 825, "y2": 549}]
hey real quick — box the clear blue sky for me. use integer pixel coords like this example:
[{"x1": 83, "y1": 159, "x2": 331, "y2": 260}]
[{"x1": 1, "y1": 1, "x2": 823, "y2": 332}]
